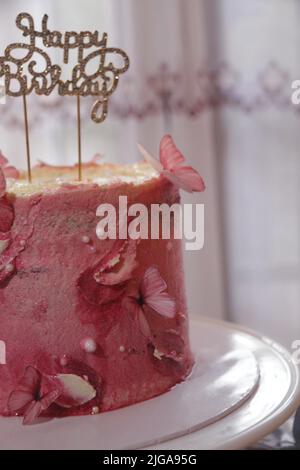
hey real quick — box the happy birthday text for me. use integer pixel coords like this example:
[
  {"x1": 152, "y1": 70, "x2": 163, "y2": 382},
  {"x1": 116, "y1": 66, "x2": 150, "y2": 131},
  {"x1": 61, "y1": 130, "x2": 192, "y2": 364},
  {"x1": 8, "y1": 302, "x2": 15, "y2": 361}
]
[{"x1": 0, "y1": 12, "x2": 130, "y2": 123}]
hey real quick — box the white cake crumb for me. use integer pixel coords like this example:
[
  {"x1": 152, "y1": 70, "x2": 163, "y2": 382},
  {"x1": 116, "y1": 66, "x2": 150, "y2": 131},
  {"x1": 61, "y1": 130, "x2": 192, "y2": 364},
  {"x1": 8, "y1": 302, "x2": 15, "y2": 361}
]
[
  {"x1": 153, "y1": 349, "x2": 164, "y2": 360},
  {"x1": 5, "y1": 263, "x2": 14, "y2": 273}
]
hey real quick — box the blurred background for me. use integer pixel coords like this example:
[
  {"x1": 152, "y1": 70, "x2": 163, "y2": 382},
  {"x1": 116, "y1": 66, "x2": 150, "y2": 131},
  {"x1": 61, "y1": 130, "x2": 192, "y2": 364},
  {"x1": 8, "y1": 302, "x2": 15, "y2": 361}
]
[{"x1": 1, "y1": 0, "x2": 299, "y2": 348}]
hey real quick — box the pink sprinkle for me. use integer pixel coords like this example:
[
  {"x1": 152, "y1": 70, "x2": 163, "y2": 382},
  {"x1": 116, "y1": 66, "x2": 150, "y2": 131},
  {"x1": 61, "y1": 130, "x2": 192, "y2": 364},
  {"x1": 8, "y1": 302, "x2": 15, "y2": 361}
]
[
  {"x1": 81, "y1": 235, "x2": 90, "y2": 244},
  {"x1": 60, "y1": 355, "x2": 69, "y2": 367}
]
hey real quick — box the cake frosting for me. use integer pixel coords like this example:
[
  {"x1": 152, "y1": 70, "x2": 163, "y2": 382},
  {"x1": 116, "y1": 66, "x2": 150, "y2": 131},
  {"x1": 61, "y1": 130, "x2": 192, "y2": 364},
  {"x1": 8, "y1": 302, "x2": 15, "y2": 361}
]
[
  {"x1": 0, "y1": 162, "x2": 197, "y2": 423},
  {"x1": 0, "y1": 135, "x2": 204, "y2": 424}
]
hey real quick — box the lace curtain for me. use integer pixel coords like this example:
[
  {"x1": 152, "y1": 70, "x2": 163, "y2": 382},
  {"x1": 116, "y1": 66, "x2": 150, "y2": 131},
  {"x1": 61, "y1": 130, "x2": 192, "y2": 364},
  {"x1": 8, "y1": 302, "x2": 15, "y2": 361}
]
[{"x1": 1, "y1": 0, "x2": 299, "y2": 348}]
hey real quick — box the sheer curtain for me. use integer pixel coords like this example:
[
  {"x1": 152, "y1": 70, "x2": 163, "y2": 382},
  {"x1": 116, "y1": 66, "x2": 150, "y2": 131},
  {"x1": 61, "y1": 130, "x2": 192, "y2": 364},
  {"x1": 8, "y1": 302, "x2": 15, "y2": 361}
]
[
  {"x1": 1, "y1": 0, "x2": 299, "y2": 346},
  {"x1": 206, "y1": 0, "x2": 300, "y2": 347},
  {"x1": 111, "y1": 0, "x2": 300, "y2": 347}
]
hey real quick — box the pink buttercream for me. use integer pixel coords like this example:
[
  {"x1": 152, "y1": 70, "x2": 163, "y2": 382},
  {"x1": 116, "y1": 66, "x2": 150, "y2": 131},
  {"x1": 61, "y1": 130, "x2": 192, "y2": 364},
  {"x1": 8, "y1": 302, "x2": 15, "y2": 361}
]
[{"x1": 0, "y1": 163, "x2": 193, "y2": 420}]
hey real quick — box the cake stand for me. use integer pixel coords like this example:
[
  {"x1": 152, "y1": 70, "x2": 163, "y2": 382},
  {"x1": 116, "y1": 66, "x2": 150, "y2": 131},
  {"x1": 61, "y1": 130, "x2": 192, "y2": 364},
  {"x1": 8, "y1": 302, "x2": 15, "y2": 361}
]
[{"x1": 0, "y1": 316, "x2": 299, "y2": 450}]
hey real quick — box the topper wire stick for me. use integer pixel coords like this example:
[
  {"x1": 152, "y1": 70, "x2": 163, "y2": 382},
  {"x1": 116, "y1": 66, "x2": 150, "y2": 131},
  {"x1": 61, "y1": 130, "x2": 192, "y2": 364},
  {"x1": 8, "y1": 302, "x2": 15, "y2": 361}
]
[
  {"x1": 77, "y1": 94, "x2": 82, "y2": 181},
  {"x1": 22, "y1": 93, "x2": 32, "y2": 183}
]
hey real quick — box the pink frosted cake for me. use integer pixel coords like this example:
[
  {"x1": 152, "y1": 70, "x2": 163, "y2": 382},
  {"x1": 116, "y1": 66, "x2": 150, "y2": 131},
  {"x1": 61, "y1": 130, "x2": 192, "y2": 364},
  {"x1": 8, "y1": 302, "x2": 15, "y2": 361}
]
[{"x1": 0, "y1": 136, "x2": 204, "y2": 424}]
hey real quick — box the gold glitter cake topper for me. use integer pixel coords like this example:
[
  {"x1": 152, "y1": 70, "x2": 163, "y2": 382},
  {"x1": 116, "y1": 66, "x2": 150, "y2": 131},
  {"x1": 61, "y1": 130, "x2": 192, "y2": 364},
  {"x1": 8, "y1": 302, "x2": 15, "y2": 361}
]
[{"x1": 0, "y1": 12, "x2": 130, "y2": 181}]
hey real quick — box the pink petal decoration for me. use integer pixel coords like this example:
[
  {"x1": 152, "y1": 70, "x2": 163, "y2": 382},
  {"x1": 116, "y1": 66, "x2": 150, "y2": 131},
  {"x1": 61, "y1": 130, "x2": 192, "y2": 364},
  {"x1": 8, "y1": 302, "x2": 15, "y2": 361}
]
[
  {"x1": 53, "y1": 374, "x2": 97, "y2": 408},
  {"x1": 153, "y1": 329, "x2": 185, "y2": 362},
  {"x1": 96, "y1": 240, "x2": 125, "y2": 273},
  {"x1": 95, "y1": 240, "x2": 138, "y2": 286},
  {"x1": 58, "y1": 358, "x2": 102, "y2": 402},
  {"x1": 78, "y1": 239, "x2": 139, "y2": 308},
  {"x1": 78, "y1": 266, "x2": 125, "y2": 306},
  {"x1": 159, "y1": 134, "x2": 185, "y2": 169}
]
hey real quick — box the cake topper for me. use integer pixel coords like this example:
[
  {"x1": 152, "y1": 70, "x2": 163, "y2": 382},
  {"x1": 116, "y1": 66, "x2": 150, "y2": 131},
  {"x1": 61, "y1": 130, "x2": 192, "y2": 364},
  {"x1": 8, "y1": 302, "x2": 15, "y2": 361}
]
[{"x1": 0, "y1": 12, "x2": 130, "y2": 181}]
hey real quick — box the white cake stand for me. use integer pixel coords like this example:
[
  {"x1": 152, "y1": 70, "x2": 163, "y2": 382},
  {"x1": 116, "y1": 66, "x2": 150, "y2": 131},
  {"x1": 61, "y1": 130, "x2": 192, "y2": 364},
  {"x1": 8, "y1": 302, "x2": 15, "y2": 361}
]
[{"x1": 0, "y1": 317, "x2": 299, "y2": 450}]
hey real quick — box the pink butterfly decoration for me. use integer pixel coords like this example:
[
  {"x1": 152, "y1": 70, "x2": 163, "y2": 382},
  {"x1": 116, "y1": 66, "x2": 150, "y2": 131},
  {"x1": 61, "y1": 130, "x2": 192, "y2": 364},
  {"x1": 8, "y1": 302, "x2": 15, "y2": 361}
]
[
  {"x1": 8, "y1": 365, "x2": 97, "y2": 424},
  {"x1": 7, "y1": 366, "x2": 60, "y2": 425},
  {"x1": 140, "y1": 266, "x2": 176, "y2": 319},
  {"x1": 124, "y1": 266, "x2": 176, "y2": 339},
  {"x1": 137, "y1": 135, "x2": 205, "y2": 193}
]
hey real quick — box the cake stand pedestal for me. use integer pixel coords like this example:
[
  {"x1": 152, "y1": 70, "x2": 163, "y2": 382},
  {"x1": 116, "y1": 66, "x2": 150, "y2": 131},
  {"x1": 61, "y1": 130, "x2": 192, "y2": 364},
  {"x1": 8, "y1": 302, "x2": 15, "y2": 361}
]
[{"x1": 0, "y1": 317, "x2": 299, "y2": 450}]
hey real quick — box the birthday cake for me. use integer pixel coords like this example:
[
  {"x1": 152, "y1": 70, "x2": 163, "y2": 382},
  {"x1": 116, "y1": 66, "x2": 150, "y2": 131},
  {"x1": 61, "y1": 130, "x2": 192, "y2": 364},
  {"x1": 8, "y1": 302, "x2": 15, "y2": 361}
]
[{"x1": 0, "y1": 136, "x2": 205, "y2": 424}]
